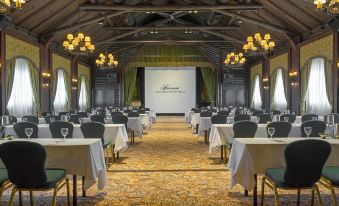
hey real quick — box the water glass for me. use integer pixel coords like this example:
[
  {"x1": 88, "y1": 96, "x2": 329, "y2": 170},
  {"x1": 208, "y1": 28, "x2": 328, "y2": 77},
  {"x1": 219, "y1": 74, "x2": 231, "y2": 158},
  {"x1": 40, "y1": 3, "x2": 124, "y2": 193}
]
[
  {"x1": 25, "y1": 128, "x2": 33, "y2": 139},
  {"x1": 283, "y1": 117, "x2": 289, "y2": 122},
  {"x1": 268, "y1": 127, "x2": 275, "y2": 139},
  {"x1": 22, "y1": 118, "x2": 27, "y2": 122},
  {"x1": 61, "y1": 128, "x2": 69, "y2": 140},
  {"x1": 304, "y1": 127, "x2": 312, "y2": 138}
]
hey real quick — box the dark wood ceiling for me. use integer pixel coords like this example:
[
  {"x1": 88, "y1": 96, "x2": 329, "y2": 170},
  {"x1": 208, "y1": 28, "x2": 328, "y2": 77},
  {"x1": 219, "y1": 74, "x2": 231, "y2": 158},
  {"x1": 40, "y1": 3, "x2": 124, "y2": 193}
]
[{"x1": 6, "y1": 0, "x2": 332, "y2": 62}]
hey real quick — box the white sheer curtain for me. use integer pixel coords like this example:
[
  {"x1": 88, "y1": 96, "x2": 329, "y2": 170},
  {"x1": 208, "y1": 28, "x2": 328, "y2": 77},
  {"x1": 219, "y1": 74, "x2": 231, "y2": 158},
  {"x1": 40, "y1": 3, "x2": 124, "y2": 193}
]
[
  {"x1": 78, "y1": 76, "x2": 88, "y2": 111},
  {"x1": 272, "y1": 69, "x2": 287, "y2": 111},
  {"x1": 53, "y1": 69, "x2": 68, "y2": 113},
  {"x1": 305, "y1": 58, "x2": 332, "y2": 115},
  {"x1": 7, "y1": 58, "x2": 35, "y2": 117},
  {"x1": 251, "y1": 75, "x2": 262, "y2": 109}
]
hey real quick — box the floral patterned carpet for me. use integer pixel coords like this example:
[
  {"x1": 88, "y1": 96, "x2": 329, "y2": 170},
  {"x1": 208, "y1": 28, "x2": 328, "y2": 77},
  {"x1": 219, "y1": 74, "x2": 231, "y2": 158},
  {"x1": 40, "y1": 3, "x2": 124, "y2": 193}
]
[{"x1": 1, "y1": 116, "x2": 335, "y2": 205}]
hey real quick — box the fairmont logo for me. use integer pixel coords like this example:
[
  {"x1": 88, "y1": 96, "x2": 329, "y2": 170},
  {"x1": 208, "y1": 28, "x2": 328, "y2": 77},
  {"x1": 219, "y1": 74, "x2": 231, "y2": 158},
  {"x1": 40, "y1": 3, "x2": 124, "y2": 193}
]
[{"x1": 156, "y1": 84, "x2": 186, "y2": 93}]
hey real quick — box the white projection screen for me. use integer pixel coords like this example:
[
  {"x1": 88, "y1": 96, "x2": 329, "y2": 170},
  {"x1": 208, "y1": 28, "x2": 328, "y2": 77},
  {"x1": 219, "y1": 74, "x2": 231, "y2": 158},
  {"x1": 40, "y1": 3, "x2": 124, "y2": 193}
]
[{"x1": 145, "y1": 67, "x2": 196, "y2": 114}]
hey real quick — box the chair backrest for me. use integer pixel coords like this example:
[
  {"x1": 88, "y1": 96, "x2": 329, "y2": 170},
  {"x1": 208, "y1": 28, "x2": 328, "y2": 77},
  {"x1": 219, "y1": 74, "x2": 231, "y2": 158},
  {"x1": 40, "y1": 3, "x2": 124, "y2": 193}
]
[
  {"x1": 302, "y1": 114, "x2": 318, "y2": 122},
  {"x1": 111, "y1": 115, "x2": 128, "y2": 130},
  {"x1": 90, "y1": 115, "x2": 106, "y2": 124},
  {"x1": 324, "y1": 113, "x2": 339, "y2": 123},
  {"x1": 69, "y1": 114, "x2": 80, "y2": 124},
  {"x1": 253, "y1": 110, "x2": 263, "y2": 117},
  {"x1": 77, "y1": 112, "x2": 88, "y2": 118},
  {"x1": 145, "y1": 108, "x2": 151, "y2": 111},
  {"x1": 209, "y1": 108, "x2": 217, "y2": 113},
  {"x1": 193, "y1": 108, "x2": 201, "y2": 114},
  {"x1": 124, "y1": 109, "x2": 132, "y2": 113},
  {"x1": 138, "y1": 109, "x2": 146, "y2": 114},
  {"x1": 200, "y1": 111, "x2": 213, "y2": 117},
  {"x1": 234, "y1": 114, "x2": 251, "y2": 122},
  {"x1": 280, "y1": 114, "x2": 296, "y2": 123},
  {"x1": 58, "y1": 112, "x2": 69, "y2": 116},
  {"x1": 217, "y1": 111, "x2": 229, "y2": 117},
  {"x1": 128, "y1": 112, "x2": 139, "y2": 117},
  {"x1": 44, "y1": 115, "x2": 61, "y2": 124},
  {"x1": 266, "y1": 122, "x2": 291, "y2": 137},
  {"x1": 41, "y1": 112, "x2": 51, "y2": 117},
  {"x1": 0, "y1": 126, "x2": 4, "y2": 138},
  {"x1": 80, "y1": 122, "x2": 105, "y2": 146},
  {"x1": 0, "y1": 141, "x2": 47, "y2": 188},
  {"x1": 49, "y1": 121, "x2": 74, "y2": 139},
  {"x1": 258, "y1": 114, "x2": 272, "y2": 124},
  {"x1": 13, "y1": 122, "x2": 39, "y2": 139},
  {"x1": 284, "y1": 139, "x2": 331, "y2": 187},
  {"x1": 272, "y1": 110, "x2": 281, "y2": 115},
  {"x1": 211, "y1": 115, "x2": 227, "y2": 124},
  {"x1": 233, "y1": 120, "x2": 258, "y2": 138},
  {"x1": 96, "y1": 110, "x2": 106, "y2": 115},
  {"x1": 111, "y1": 112, "x2": 123, "y2": 117},
  {"x1": 69, "y1": 109, "x2": 76, "y2": 114},
  {"x1": 22, "y1": 115, "x2": 39, "y2": 124},
  {"x1": 301, "y1": 120, "x2": 326, "y2": 137}
]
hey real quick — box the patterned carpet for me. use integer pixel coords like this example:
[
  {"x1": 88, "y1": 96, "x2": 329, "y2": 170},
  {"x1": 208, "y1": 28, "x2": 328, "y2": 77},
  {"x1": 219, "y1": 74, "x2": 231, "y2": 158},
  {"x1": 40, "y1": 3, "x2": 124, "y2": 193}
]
[{"x1": 1, "y1": 116, "x2": 335, "y2": 205}]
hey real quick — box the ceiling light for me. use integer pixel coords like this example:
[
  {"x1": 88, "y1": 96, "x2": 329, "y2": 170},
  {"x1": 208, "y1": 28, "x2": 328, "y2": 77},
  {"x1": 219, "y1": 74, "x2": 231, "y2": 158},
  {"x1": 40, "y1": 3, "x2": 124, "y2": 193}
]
[{"x1": 99, "y1": 20, "x2": 104, "y2": 25}]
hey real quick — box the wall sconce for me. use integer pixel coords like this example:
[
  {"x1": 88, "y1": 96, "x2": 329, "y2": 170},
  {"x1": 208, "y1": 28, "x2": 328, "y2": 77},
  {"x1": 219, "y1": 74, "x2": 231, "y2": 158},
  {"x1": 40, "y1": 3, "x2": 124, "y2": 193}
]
[
  {"x1": 263, "y1": 86, "x2": 269, "y2": 90},
  {"x1": 42, "y1": 83, "x2": 49, "y2": 87},
  {"x1": 291, "y1": 82, "x2": 298, "y2": 87},
  {"x1": 42, "y1": 72, "x2": 51, "y2": 87},
  {"x1": 288, "y1": 71, "x2": 298, "y2": 78},
  {"x1": 71, "y1": 78, "x2": 78, "y2": 91},
  {"x1": 262, "y1": 77, "x2": 269, "y2": 83},
  {"x1": 289, "y1": 70, "x2": 298, "y2": 87},
  {"x1": 72, "y1": 86, "x2": 77, "y2": 91},
  {"x1": 71, "y1": 78, "x2": 78, "y2": 83}
]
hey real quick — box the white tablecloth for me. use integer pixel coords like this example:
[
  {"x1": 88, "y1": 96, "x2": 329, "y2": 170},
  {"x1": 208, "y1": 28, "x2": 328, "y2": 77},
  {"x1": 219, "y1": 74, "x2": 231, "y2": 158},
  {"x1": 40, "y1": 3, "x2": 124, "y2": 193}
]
[
  {"x1": 127, "y1": 117, "x2": 143, "y2": 138},
  {"x1": 185, "y1": 111, "x2": 194, "y2": 124},
  {"x1": 0, "y1": 138, "x2": 107, "y2": 190},
  {"x1": 209, "y1": 124, "x2": 302, "y2": 153},
  {"x1": 227, "y1": 138, "x2": 339, "y2": 191},
  {"x1": 146, "y1": 111, "x2": 156, "y2": 123},
  {"x1": 5, "y1": 124, "x2": 129, "y2": 153},
  {"x1": 140, "y1": 114, "x2": 151, "y2": 128}
]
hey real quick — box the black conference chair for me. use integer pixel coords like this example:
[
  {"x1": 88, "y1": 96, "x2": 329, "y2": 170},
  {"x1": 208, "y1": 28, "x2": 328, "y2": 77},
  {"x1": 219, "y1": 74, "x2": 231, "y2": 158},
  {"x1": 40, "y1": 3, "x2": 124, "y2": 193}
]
[
  {"x1": 112, "y1": 115, "x2": 128, "y2": 130},
  {"x1": 272, "y1": 110, "x2": 281, "y2": 115},
  {"x1": 90, "y1": 115, "x2": 106, "y2": 124},
  {"x1": 234, "y1": 114, "x2": 251, "y2": 122},
  {"x1": 324, "y1": 113, "x2": 339, "y2": 123},
  {"x1": 124, "y1": 109, "x2": 132, "y2": 114},
  {"x1": 41, "y1": 112, "x2": 51, "y2": 117},
  {"x1": 302, "y1": 114, "x2": 318, "y2": 122},
  {"x1": 200, "y1": 111, "x2": 213, "y2": 117},
  {"x1": 111, "y1": 112, "x2": 123, "y2": 117},
  {"x1": 81, "y1": 122, "x2": 114, "y2": 165},
  {"x1": 128, "y1": 112, "x2": 140, "y2": 117},
  {"x1": 301, "y1": 120, "x2": 326, "y2": 137},
  {"x1": 138, "y1": 109, "x2": 146, "y2": 114},
  {"x1": 217, "y1": 111, "x2": 229, "y2": 117},
  {"x1": 68, "y1": 109, "x2": 76, "y2": 114},
  {"x1": 319, "y1": 166, "x2": 339, "y2": 206},
  {"x1": 210, "y1": 108, "x2": 217, "y2": 113},
  {"x1": 77, "y1": 112, "x2": 88, "y2": 118},
  {"x1": 253, "y1": 110, "x2": 263, "y2": 117},
  {"x1": 266, "y1": 122, "x2": 292, "y2": 138},
  {"x1": 22, "y1": 115, "x2": 39, "y2": 125},
  {"x1": 233, "y1": 120, "x2": 258, "y2": 139},
  {"x1": 58, "y1": 112, "x2": 68, "y2": 116},
  {"x1": 261, "y1": 139, "x2": 331, "y2": 206},
  {"x1": 96, "y1": 110, "x2": 106, "y2": 115},
  {"x1": 280, "y1": 114, "x2": 296, "y2": 123},
  {"x1": 13, "y1": 122, "x2": 38, "y2": 139},
  {"x1": 258, "y1": 114, "x2": 272, "y2": 124},
  {"x1": 0, "y1": 141, "x2": 70, "y2": 206},
  {"x1": 68, "y1": 114, "x2": 80, "y2": 124},
  {"x1": 49, "y1": 121, "x2": 74, "y2": 139},
  {"x1": 44, "y1": 115, "x2": 61, "y2": 124},
  {"x1": 193, "y1": 108, "x2": 201, "y2": 114},
  {"x1": 211, "y1": 115, "x2": 227, "y2": 124},
  {"x1": 145, "y1": 108, "x2": 151, "y2": 111}
]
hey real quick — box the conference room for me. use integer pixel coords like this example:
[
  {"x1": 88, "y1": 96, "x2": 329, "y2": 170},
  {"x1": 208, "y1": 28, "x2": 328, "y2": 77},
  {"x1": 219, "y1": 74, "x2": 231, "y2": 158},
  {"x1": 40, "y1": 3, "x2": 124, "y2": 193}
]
[{"x1": 0, "y1": 0, "x2": 338, "y2": 205}]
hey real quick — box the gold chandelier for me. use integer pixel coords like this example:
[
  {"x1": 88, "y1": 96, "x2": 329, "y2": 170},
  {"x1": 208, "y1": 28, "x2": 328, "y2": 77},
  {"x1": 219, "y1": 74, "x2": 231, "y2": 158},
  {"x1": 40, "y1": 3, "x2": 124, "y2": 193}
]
[
  {"x1": 96, "y1": 53, "x2": 118, "y2": 68},
  {"x1": 314, "y1": 0, "x2": 339, "y2": 14},
  {"x1": 62, "y1": 32, "x2": 95, "y2": 55},
  {"x1": 0, "y1": 0, "x2": 28, "y2": 13},
  {"x1": 243, "y1": 33, "x2": 275, "y2": 53},
  {"x1": 224, "y1": 52, "x2": 246, "y2": 65}
]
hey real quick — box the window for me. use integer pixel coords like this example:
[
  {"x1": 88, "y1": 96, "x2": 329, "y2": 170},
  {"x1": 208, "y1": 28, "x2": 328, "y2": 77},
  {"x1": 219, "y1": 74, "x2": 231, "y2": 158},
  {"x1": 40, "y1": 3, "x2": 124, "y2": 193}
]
[
  {"x1": 7, "y1": 58, "x2": 35, "y2": 117},
  {"x1": 305, "y1": 58, "x2": 331, "y2": 115},
  {"x1": 271, "y1": 68, "x2": 287, "y2": 111},
  {"x1": 78, "y1": 76, "x2": 88, "y2": 111},
  {"x1": 251, "y1": 75, "x2": 262, "y2": 109},
  {"x1": 53, "y1": 69, "x2": 68, "y2": 113}
]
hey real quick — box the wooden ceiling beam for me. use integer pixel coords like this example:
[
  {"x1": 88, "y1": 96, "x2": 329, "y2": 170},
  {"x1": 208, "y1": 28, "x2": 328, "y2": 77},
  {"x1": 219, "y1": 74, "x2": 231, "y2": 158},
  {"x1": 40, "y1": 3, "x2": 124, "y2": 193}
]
[
  {"x1": 104, "y1": 26, "x2": 241, "y2": 30},
  {"x1": 96, "y1": 40, "x2": 240, "y2": 43},
  {"x1": 198, "y1": 29, "x2": 245, "y2": 44}
]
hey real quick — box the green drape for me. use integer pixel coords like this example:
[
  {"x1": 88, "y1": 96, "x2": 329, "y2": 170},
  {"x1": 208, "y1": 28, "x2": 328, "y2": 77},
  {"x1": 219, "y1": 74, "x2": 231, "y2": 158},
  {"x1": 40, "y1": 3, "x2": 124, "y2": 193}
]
[
  {"x1": 325, "y1": 60, "x2": 333, "y2": 110},
  {"x1": 124, "y1": 66, "x2": 138, "y2": 106},
  {"x1": 6, "y1": 60, "x2": 16, "y2": 110},
  {"x1": 300, "y1": 62, "x2": 312, "y2": 115},
  {"x1": 27, "y1": 60, "x2": 40, "y2": 116},
  {"x1": 200, "y1": 67, "x2": 216, "y2": 106}
]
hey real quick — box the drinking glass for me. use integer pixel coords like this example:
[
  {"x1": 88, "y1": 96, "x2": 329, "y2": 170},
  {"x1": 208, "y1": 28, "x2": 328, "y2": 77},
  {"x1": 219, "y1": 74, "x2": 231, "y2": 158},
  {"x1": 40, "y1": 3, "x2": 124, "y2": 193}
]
[
  {"x1": 304, "y1": 127, "x2": 312, "y2": 138},
  {"x1": 256, "y1": 117, "x2": 260, "y2": 124},
  {"x1": 25, "y1": 128, "x2": 33, "y2": 139},
  {"x1": 268, "y1": 127, "x2": 275, "y2": 139},
  {"x1": 50, "y1": 118, "x2": 55, "y2": 123},
  {"x1": 284, "y1": 117, "x2": 289, "y2": 122},
  {"x1": 61, "y1": 128, "x2": 69, "y2": 140},
  {"x1": 22, "y1": 118, "x2": 27, "y2": 122},
  {"x1": 79, "y1": 118, "x2": 84, "y2": 124},
  {"x1": 312, "y1": 117, "x2": 318, "y2": 120}
]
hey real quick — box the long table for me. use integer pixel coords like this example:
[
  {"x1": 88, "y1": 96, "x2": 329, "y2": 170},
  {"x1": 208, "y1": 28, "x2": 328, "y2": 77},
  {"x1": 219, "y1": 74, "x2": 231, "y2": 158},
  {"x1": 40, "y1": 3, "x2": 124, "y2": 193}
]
[
  {"x1": 0, "y1": 138, "x2": 107, "y2": 206},
  {"x1": 228, "y1": 137, "x2": 339, "y2": 206},
  {"x1": 5, "y1": 124, "x2": 129, "y2": 153}
]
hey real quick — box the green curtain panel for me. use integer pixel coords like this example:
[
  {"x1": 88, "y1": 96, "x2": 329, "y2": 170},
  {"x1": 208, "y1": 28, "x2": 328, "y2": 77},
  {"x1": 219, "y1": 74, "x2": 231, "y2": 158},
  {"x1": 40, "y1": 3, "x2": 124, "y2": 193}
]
[
  {"x1": 200, "y1": 67, "x2": 216, "y2": 106},
  {"x1": 6, "y1": 60, "x2": 16, "y2": 108},
  {"x1": 27, "y1": 60, "x2": 40, "y2": 116},
  {"x1": 269, "y1": 70, "x2": 278, "y2": 110},
  {"x1": 300, "y1": 62, "x2": 312, "y2": 115},
  {"x1": 124, "y1": 66, "x2": 138, "y2": 106},
  {"x1": 325, "y1": 60, "x2": 333, "y2": 110}
]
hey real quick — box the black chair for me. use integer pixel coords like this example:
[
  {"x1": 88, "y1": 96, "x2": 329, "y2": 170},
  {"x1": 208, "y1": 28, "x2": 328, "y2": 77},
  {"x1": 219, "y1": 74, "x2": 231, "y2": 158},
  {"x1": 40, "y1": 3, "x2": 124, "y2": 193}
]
[
  {"x1": 301, "y1": 120, "x2": 326, "y2": 137},
  {"x1": 217, "y1": 111, "x2": 229, "y2": 117},
  {"x1": 49, "y1": 122, "x2": 74, "y2": 139},
  {"x1": 253, "y1": 110, "x2": 263, "y2": 117},
  {"x1": 44, "y1": 115, "x2": 61, "y2": 124},
  {"x1": 324, "y1": 113, "x2": 339, "y2": 123},
  {"x1": 280, "y1": 114, "x2": 296, "y2": 123},
  {"x1": 112, "y1": 115, "x2": 128, "y2": 130},
  {"x1": 22, "y1": 115, "x2": 39, "y2": 124},
  {"x1": 193, "y1": 108, "x2": 201, "y2": 114},
  {"x1": 58, "y1": 112, "x2": 68, "y2": 116},
  {"x1": 319, "y1": 166, "x2": 339, "y2": 205},
  {"x1": 41, "y1": 112, "x2": 51, "y2": 117},
  {"x1": 233, "y1": 120, "x2": 258, "y2": 138},
  {"x1": 302, "y1": 114, "x2": 318, "y2": 122},
  {"x1": 145, "y1": 108, "x2": 151, "y2": 111},
  {"x1": 200, "y1": 111, "x2": 213, "y2": 117},
  {"x1": 124, "y1": 109, "x2": 132, "y2": 113},
  {"x1": 210, "y1": 108, "x2": 217, "y2": 113},
  {"x1": 258, "y1": 114, "x2": 272, "y2": 124},
  {"x1": 77, "y1": 112, "x2": 88, "y2": 118},
  {"x1": 272, "y1": 110, "x2": 281, "y2": 115},
  {"x1": 0, "y1": 141, "x2": 70, "y2": 206},
  {"x1": 0, "y1": 126, "x2": 4, "y2": 138},
  {"x1": 261, "y1": 139, "x2": 331, "y2": 206},
  {"x1": 13, "y1": 122, "x2": 38, "y2": 139},
  {"x1": 266, "y1": 122, "x2": 292, "y2": 138},
  {"x1": 211, "y1": 115, "x2": 227, "y2": 124},
  {"x1": 234, "y1": 114, "x2": 251, "y2": 122},
  {"x1": 111, "y1": 112, "x2": 123, "y2": 117},
  {"x1": 69, "y1": 109, "x2": 76, "y2": 114},
  {"x1": 96, "y1": 110, "x2": 106, "y2": 115},
  {"x1": 128, "y1": 112, "x2": 139, "y2": 117},
  {"x1": 90, "y1": 115, "x2": 106, "y2": 124},
  {"x1": 138, "y1": 109, "x2": 146, "y2": 114},
  {"x1": 68, "y1": 114, "x2": 80, "y2": 124},
  {"x1": 5, "y1": 116, "x2": 17, "y2": 125},
  {"x1": 81, "y1": 122, "x2": 114, "y2": 165}
]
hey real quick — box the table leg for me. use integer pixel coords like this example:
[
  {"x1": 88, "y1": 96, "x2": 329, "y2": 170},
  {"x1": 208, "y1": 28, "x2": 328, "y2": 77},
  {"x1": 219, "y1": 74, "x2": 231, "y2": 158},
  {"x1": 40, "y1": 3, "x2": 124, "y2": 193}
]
[
  {"x1": 196, "y1": 124, "x2": 199, "y2": 134},
  {"x1": 117, "y1": 151, "x2": 120, "y2": 159},
  {"x1": 204, "y1": 131, "x2": 208, "y2": 144},
  {"x1": 253, "y1": 174, "x2": 258, "y2": 206},
  {"x1": 82, "y1": 176, "x2": 86, "y2": 197},
  {"x1": 221, "y1": 145, "x2": 224, "y2": 160},
  {"x1": 244, "y1": 190, "x2": 248, "y2": 196},
  {"x1": 73, "y1": 175, "x2": 77, "y2": 206}
]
